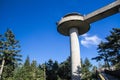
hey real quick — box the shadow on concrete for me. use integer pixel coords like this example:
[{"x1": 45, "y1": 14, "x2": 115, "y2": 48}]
[{"x1": 72, "y1": 66, "x2": 81, "y2": 80}]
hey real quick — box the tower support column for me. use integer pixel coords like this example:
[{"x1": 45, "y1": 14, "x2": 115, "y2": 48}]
[
  {"x1": 69, "y1": 28, "x2": 81, "y2": 80},
  {"x1": 57, "y1": 13, "x2": 90, "y2": 80}
]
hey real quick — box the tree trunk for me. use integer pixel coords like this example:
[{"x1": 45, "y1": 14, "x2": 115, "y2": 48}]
[
  {"x1": 44, "y1": 64, "x2": 46, "y2": 80},
  {"x1": 0, "y1": 59, "x2": 5, "y2": 79},
  {"x1": 106, "y1": 60, "x2": 110, "y2": 70}
]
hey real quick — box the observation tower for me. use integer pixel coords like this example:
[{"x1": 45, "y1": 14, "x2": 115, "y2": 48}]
[
  {"x1": 57, "y1": 13, "x2": 90, "y2": 80},
  {"x1": 56, "y1": 0, "x2": 119, "y2": 80}
]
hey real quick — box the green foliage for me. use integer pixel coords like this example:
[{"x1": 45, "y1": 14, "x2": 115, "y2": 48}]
[
  {"x1": 44, "y1": 57, "x2": 71, "y2": 80},
  {"x1": 0, "y1": 28, "x2": 100, "y2": 80},
  {"x1": 24, "y1": 56, "x2": 30, "y2": 67},
  {"x1": 92, "y1": 28, "x2": 120, "y2": 69},
  {"x1": 81, "y1": 58, "x2": 92, "y2": 80},
  {"x1": 44, "y1": 57, "x2": 96, "y2": 80},
  {"x1": 1, "y1": 56, "x2": 96, "y2": 80},
  {"x1": 57, "y1": 57, "x2": 71, "y2": 80},
  {"x1": 0, "y1": 29, "x2": 44, "y2": 80},
  {"x1": 91, "y1": 66, "x2": 98, "y2": 79},
  {"x1": 0, "y1": 29, "x2": 22, "y2": 80},
  {"x1": 45, "y1": 59, "x2": 59, "y2": 80},
  {"x1": 106, "y1": 28, "x2": 120, "y2": 65},
  {"x1": 114, "y1": 62, "x2": 120, "y2": 70},
  {"x1": 12, "y1": 57, "x2": 44, "y2": 80}
]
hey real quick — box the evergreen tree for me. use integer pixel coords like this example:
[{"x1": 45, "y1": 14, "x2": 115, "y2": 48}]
[
  {"x1": 13, "y1": 57, "x2": 44, "y2": 80},
  {"x1": 39, "y1": 63, "x2": 46, "y2": 80},
  {"x1": 92, "y1": 41, "x2": 110, "y2": 69},
  {"x1": 92, "y1": 28, "x2": 120, "y2": 69},
  {"x1": 24, "y1": 56, "x2": 30, "y2": 67},
  {"x1": 13, "y1": 56, "x2": 32, "y2": 80},
  {"x1": 106, "y1": 28, "x2": 120, "y2": 65},
  {"x1": 0, "y1": 29, "x2": 22, "y2": 80},
  {"x1": 45, "y1": 59, "x2": 59, "y2": 80},
  {"x1": 91, "y1": 66, "x2": 97, "y2": 79},
  {"x1": 81, "y1": 58, "x2": 92, "y2": 80},
  {"x1": 58, "y1": 57, "x2": 71, "y2": 80},
  {"x1": 52, "y1": 61, "x2": 59, "y2": 79},
  {"x1": 31, "y1": 60, "x2": 43, "y2": 80}
]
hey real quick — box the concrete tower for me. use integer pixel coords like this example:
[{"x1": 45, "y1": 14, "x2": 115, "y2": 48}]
[
  {"x1": 57, "y1": 0, "x2": 119, "y2": 80},
  {"x1": 57, "y1": 13, "x2": 90, "y2": 80}
]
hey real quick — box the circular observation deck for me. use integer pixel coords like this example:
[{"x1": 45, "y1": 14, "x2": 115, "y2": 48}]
[{"x1": 57, "y1": 13, "x2": 90, "y2": 36}]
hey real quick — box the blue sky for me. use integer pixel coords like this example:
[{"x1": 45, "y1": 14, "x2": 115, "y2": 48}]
[{"x1": 0, "y1": 0, "x2": 120, "y2": 66}]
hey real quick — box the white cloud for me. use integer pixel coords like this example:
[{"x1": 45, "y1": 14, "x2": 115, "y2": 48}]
[
  {"x1": 81, "y1": 34, "x2": 102, "y2": 48},
  {"x1": 81, "y1": 33, "x2": 88, "y2": 37}
]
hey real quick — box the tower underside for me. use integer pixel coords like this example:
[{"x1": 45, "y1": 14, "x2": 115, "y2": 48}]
[
  {"x1": 57, "y1": 20, "x2": 90, "y2": 36},
  {"x1": 57, "y1": 13, "x2": 90, "y2": 36}
]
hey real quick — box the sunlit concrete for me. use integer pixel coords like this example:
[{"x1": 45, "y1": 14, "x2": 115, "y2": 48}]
[
  {"x1": 69, "y1": 28, "x2": 81, "y2": 80},
  {"x1": 57, "y1": 13, "x2": 90, "y2": 80},
  {"x1": 84, "y1": 0, "x2": 120, "y2": 23}
]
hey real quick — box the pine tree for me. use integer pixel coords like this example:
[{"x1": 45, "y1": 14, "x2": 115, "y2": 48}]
[
  {"x1": 58, "y1": 57, "x2": 71, "y2": 80},
  {"x1": 45, "y1": 59, "x2": 59, "y2": 80},
  {"x1": 92, "y1": 41, "x2": 110, "y2": 69},
  {"x1": 0, "y1": 29, "x2": 22, "y2": 80},
  {"x1": 81, "y1": 58, "x2": 92, "y2": 80},
  {"x1": 13, "y1": 57, "x2": 44, "y2": 80},
  {"x1": 106, "y1": 28, "x2": 120, "y2": 65},
  {"x1": 92, "y1": 28, "x2": 120, "y2": 69}
]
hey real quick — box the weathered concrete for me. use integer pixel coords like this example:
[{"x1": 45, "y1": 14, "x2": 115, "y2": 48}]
[
  {"x1": 57, "y1": 13, "x2": 90, "y2": 36},
  {"x1": 84, "y1": 0, "x2": 120, "y2": 23},
  {"x1": 57, "y1": 13, "x2": 90, "y2": 80},
  {"x1": 69, "y1": 28, "x2": 81, "y2": 80},
  {"x1": 57, "y1": 0, "x2": 119, "y2": 80}
]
